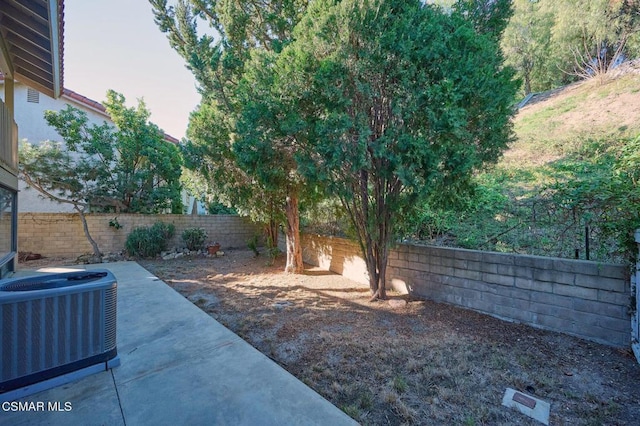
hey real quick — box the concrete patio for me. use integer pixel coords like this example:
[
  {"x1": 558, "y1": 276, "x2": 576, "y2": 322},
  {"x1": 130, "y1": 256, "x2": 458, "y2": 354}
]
[{"x1": 1, "y1": 261, "x2": 356, "y2": 425}]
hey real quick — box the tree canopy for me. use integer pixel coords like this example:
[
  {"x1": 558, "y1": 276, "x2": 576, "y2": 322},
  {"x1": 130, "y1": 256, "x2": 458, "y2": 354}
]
[
  {"x1": 152, "y1": 0, "x2": 518, "y2": 293},
  {"x1": 265, "y1": 0, "x2": 518, "y2": 298},
  {"x1": 151, "y1": 0, "x2": 311, "y2": 272},
  {"x1": 502, "y1": 0, "x2": 640, "y2": 94},
  {"x1": 19, "y1": 90, "x2": 183, "y2": 258}
]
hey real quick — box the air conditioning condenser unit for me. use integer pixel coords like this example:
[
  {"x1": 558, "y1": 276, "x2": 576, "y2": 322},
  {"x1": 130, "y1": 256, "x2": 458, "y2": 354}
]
[{"x1": 0, "y1": 270, "x2": 119, "y2": 401}]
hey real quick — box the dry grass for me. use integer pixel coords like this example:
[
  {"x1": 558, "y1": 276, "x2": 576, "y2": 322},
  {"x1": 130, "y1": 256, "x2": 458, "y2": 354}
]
[
  {"x1": 134, "y1": 250, "x2": 640, "y2": 425},
  {"x1": 513, "y1": 72, "x2": 640, "y2": 152}
]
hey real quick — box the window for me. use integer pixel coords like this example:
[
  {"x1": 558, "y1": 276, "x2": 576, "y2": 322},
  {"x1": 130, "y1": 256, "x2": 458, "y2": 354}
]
[
  {"x1": 27, "y1": 88, "x2": 40, "y2": 103},
  {"x1": 0, "y1": 185, "x2": 16, "y2": 278}
]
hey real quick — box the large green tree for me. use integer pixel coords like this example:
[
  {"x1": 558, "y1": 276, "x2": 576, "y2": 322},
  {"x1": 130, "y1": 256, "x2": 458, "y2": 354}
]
[
  {"x1": 272, "y1": 0, "x2": 518, "y2": 299},
  {"x1": 19, "y1": 90, "x2": 182, "y2": 259},
  {"x1": 502, "y1": 0, "x2": 640, "y2": 93},
  {"x1": 501, "y1": 0, "x2": 554, "y2": 94},
  {"x1": 151, "y1": 0, "x2": 311, "y2": 273},
  {"x1": 547, "y1": 0, "x2": 640, "y2": 79},
  {"x1": 180, "y1": 101, "x2": 286, "y2": 250}
]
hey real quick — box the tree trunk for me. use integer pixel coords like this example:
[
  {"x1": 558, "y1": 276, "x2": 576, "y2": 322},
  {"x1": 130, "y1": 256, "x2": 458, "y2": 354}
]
[
  {"x1": 284, "y1": 193, "x2": 304, "y2": 274},
  {"x1": 524, "y1": 73, "x2": 532, "y2": 96},
  {"x1": 377, "y1": 247, "x2": 388, "y2": 299},
  {"x1": 265, "y1": 218, "x2": 278, "y2": 248},
  {"x1": 365, "y1": 253, "x2": 381, "y2": 299},
  {"x1": 375, "y1": 245, "x2": 388, "y2": 300},
  {"x1": 348, "y1": 169, "x2": 392, "y2": 301},
  {"x1": 75, "y1": 206, "x2": 102, "y2": 261},
  {"x1": 365, "y1": 231, "x2": 389, "y2": 301}
]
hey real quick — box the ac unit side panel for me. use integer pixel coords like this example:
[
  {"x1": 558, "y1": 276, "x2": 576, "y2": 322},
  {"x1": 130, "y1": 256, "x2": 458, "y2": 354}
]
[{"x1": 0, "y1": 271, "x2": 117, "y2": 394}]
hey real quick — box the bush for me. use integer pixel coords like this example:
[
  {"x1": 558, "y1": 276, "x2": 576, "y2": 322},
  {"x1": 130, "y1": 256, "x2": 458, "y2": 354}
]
[
  {"x1": 182, "y1": 227, "x2": 207, "y2": 251},
  {"x1": 207, "y1": 202, "x2": 237, "y2": 215},
  {"x1": 125, "y1": 222, "x2": 175, "y2": 258},
  {"x1": 247, "y1": 234, "x2": 260, "y2": 256}
]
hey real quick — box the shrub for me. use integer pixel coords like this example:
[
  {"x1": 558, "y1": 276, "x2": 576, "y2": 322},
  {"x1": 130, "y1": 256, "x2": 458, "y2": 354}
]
[
  {"x1": 247, "y1": 235, "x2": 260, "y2": 256},
  {"x1": 265, "y1": 232, "x2": 280, "y2": 265},
  {"x1": 207, "y1": 202, "x2": 237, "y2": 214},
  {"x1": 182, "y1": 227, "x2": 207, "y2": 251},
  {"x1": 125, "y1": 222, "x2": 175, "y2": 258}
]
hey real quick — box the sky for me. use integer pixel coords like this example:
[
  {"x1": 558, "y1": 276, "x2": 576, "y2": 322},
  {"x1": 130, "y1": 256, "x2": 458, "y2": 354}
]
[{"x1": 63, "y1": 0, "x2": 201, "y2": 140}]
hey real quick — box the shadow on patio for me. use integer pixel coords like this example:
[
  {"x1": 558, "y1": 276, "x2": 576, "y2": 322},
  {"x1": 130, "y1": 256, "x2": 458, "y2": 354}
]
[{"x1": 1, "y1": 262, "x2": 356, "y2": 426}]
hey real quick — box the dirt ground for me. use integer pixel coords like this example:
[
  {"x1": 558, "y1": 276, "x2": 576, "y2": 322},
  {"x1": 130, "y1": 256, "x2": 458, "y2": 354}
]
[{"x1": 21, "y1": 250, "x2": 640, "y2": 425}]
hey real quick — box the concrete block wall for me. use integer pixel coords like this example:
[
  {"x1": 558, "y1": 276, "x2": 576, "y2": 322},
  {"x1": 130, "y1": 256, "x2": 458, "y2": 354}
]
[
  {"x1": 300, "y1": 234, "x2": 631, "y2": 348},
  {"x1": 0, "y1": 214, "x2": 10, "y2": 254},
  {"x1": 18, "y1": 213, "x2": 261, "y2": 257},
  {"x1": 301, "y1": 234, "x2": 369, "y2": 286}
]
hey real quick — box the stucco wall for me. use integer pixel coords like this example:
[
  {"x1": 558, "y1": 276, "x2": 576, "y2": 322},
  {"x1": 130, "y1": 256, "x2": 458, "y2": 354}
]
[
  {"x1": 300, "y1": 234, "x2": 631, "y2": 348},
  {"x1": 18, "y1": 213, "x2": 261, "y2": 257}
]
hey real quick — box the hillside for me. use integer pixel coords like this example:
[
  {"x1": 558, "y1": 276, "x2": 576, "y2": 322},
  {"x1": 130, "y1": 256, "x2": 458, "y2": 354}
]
[
  {"x1": 409, "y1": 65, "x2": 640, "y2": 263},
  {"x1": 310, "y1": 66, "x2": 640, "y2": 263},
  {"x1": 504, "y1": 63, "x2": 640, "y2": 169}
]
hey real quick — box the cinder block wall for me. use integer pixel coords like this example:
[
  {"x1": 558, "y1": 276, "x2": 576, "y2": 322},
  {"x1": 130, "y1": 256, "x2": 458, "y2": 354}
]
[
  {"x1": 18, "y1": 213, "x2": 261, "y2": 257},
  {"x1": 301, "y1": 234, "x2": 370, "y2": 285},
  {"x1": 300, "y1": 234, "x2": 631, "y2": 347},
  {"x1": 0, "y1": 216, "x2": 11, "y2": 252}
]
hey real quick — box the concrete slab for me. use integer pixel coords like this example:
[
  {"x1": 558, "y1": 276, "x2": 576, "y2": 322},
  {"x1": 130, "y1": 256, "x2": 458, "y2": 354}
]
[
  {"x1": 1, "y1": 261, "x2": 357, "y2": 425},
  {"x1": 502, "y1": 387, "x2": 550, "y2": 425},
  {"x1": 0, "y1": 368, "x2": 123, "y2": 426}
]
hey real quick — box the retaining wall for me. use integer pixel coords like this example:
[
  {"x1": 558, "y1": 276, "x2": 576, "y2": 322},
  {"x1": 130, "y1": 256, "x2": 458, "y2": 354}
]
[
  {"x1": 300, "y1": 234, "x2": 631, "y2": 347},
  {"x1": 18, "y1": 213, "x2": 261, "y2": 257}
]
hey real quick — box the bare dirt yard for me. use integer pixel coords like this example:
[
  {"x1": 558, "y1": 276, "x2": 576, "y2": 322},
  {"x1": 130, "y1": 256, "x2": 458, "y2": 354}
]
[{"x1": 22, "y1": 250, "x2": 640, "y2": 425}]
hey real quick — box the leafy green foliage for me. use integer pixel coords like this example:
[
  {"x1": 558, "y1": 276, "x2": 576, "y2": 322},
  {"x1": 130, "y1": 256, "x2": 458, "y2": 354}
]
[
  {"x1": 413, "y1": 134, "x2": 640, "y2": 264},
  {"x1": 126, "y1": 222, "x2": 176, "y2": 258},
  {"x1": 247, "y1": 235, "x2": 260, "y2": 256},
  {"x1": 19, "y1": 90, "x2": 183, "y2": 258},
  {"x1": 430, "y1": 73, "x2": 640, "y2": 264},
  {"x1": 265, "y1": 232, "x2": 280, "y2": 265},
  {"x1": 501, "y1": 0, "x2": 555, "y2": 94},
  {"x1": 181, "y1": 227, "x2": 207, "y2": 251},
  {"x1": 502, "y1": 0, "x2": 640, "y2": 93},
  {"x1": 551, "y1": 0, "x2": 640, "y2": 78},
  {"x1": 402, "y1": 172, "x2": 512, "y2": 249},
  {"x1": 20, "y1": 90, "x2": 183, "y2": 214},
  {"x1": 19, "y1": 141, "x2": 92, "y2": 208},
  {"x1": 207, "y1": 202, "x2": 236, "y2": 215},
  {"x1": 543, "y1": 136, "x2": 640, "y2": 262},
  {"x1": 277, "y1": 0, "x2": 517, "y2": 297},
  {"x1": 109, "y1": 217, "x2": 123, "y2": 230},
  {"x1": 151, "y1": 0, "x2": 313, "y2": 273},
  {"x1": 179, "y1": 112, "x2": 283, "y2": 225},
  {"x1": 454, "y1": 0, "x2": 513, "y2": 40},
  {"x1": 302, "y1": 197, "x2": 351, "y2": 238}
]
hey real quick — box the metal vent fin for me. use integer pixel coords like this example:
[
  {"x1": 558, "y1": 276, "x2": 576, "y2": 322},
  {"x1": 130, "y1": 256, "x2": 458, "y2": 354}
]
[{"x1": 27, "y1": 89, "x2": 39, "y2": 103}]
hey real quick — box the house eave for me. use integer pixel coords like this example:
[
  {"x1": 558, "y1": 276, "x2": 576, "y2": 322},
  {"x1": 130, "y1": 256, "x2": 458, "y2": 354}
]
[
  {"x1": 48, "y1": 0, "x2": 63, "y2": 98},
  {"x1": 0, "y1": 0, "x2": 65, "y2": 99}
]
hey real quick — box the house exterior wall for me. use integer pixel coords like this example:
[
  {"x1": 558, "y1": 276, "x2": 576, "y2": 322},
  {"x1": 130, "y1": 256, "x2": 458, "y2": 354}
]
[
  {"x1": 299, "y1": 234, "x2": 631, "y2": 348},
  {"x1": 0, "y1": 82, "x2": 113, "y2": 213}
]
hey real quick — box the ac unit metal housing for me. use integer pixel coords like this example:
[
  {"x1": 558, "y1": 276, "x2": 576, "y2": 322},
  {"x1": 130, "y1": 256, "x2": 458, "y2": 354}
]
[{"x1": 0, "y1": 270, "x2": 119, "y2": 400}]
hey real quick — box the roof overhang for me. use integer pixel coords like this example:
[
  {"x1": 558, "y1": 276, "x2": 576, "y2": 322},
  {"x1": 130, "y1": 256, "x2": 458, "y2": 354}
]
[{"x1": 0, "y1": 0, "x2": 64, "y2": 98}]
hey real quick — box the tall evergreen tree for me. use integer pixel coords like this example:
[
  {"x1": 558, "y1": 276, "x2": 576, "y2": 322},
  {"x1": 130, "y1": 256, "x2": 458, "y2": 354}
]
[
  {"x1": 502, "y1": 0, "x2": 555, "y2": 94},
  {"x1": 272, "y1": 0, "x2": 518, "y2": 299},
  {"x1": 502, "y1": 0, "x2": 640, "y2": 92},
  {"x1": 151, "y1": 0, "x2": 310, "y2": 273}
]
